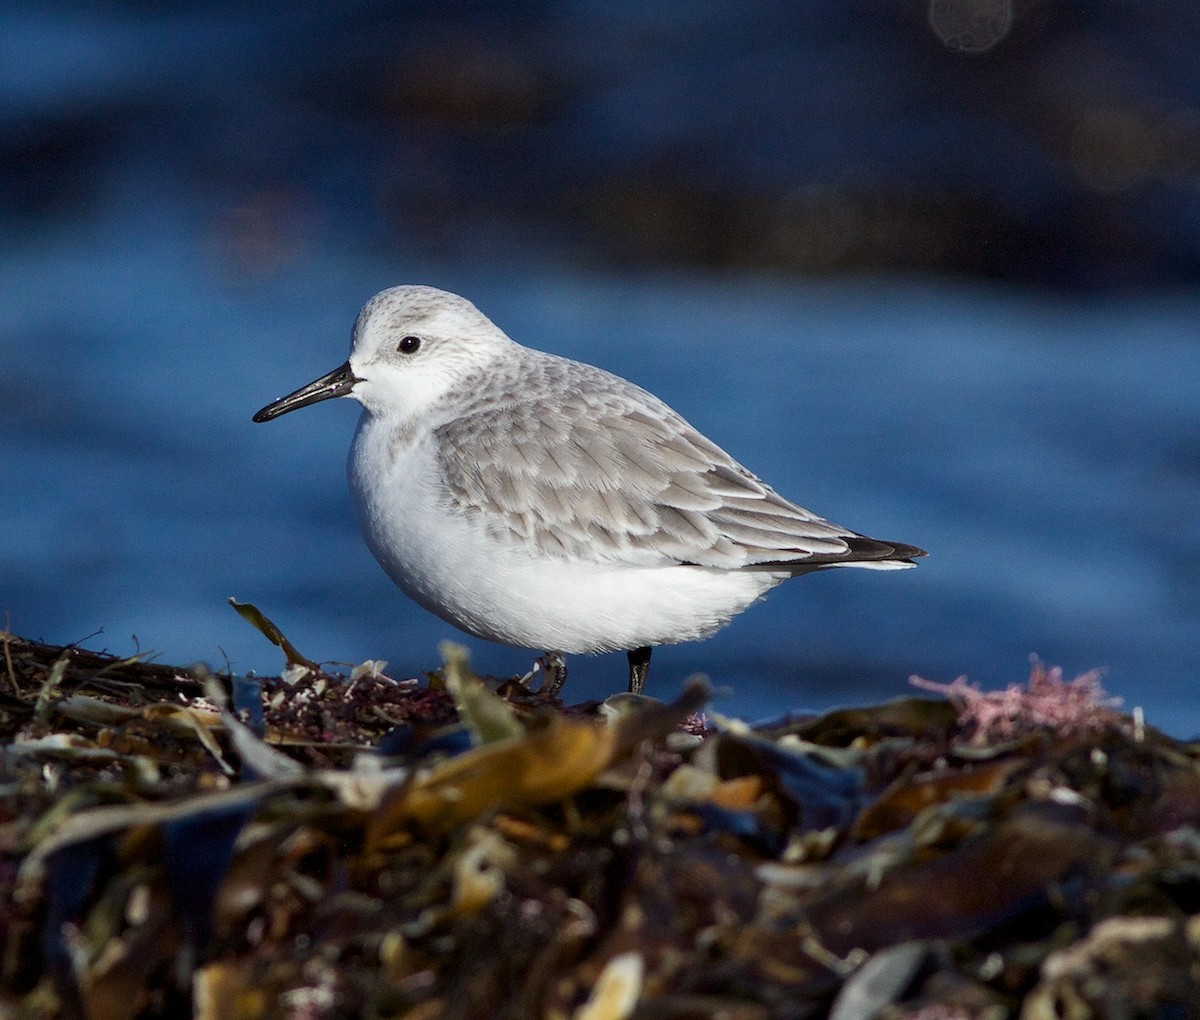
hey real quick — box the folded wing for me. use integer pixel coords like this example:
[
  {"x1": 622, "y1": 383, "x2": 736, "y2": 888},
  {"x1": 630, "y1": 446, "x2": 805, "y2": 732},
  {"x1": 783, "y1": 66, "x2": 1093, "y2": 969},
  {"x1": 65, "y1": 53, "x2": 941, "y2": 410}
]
[{"x1": 436, "y1": 354, "x2": 925, "y2": 571}]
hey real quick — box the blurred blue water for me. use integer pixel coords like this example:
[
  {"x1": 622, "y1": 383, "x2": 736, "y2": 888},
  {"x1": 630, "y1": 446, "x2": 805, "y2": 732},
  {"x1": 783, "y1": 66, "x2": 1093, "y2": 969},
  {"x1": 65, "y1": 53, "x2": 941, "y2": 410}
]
[{"x1": 2, "y1": 182, "x2": 1197, "y2": 734}]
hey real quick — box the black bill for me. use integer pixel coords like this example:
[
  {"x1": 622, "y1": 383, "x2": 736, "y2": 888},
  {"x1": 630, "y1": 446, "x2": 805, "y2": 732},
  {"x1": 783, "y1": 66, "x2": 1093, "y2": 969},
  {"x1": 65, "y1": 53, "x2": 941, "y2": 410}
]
[{"x1": 252, "y1": 361, "x2": 361, "y2": 422}]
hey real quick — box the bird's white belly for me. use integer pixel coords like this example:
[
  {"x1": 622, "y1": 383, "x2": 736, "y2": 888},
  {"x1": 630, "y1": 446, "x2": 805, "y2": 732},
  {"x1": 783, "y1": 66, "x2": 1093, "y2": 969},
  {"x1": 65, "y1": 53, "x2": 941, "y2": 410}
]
[{"x1": 348, "y1": 418, "x2": 786, "y2": 653}]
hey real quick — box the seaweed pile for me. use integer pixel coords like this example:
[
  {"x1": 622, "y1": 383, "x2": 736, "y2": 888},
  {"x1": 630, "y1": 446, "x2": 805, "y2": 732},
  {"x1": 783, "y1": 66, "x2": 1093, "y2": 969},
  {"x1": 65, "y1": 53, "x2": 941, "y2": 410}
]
[{"x1": 2, "y1": 622, "x2": 1199, "y2": 1019}]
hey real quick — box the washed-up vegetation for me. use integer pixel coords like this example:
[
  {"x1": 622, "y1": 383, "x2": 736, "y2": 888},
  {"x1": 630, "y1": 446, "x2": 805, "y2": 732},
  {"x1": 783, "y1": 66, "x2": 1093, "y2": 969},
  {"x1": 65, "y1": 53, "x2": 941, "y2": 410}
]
[{"x1": 2, "y1": 615, "x2": 1198, "y2": 1019}]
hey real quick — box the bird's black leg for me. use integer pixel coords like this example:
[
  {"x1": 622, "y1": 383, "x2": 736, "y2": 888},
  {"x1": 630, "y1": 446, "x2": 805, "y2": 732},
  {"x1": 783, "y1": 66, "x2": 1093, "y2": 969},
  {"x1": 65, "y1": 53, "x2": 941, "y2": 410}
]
[
  {"x1": 627, "y1": 646, "x2": 652, "y2": 694},
  {"x1": 537, "y1": 651, "x2": 568, "y2": 696}
]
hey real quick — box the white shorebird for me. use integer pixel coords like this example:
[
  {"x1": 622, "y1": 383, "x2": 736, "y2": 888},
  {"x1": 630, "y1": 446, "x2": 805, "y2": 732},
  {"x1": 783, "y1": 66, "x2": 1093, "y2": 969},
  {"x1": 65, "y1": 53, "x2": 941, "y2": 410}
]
[{"x1": 253, "y1": 286, "x2": 925, "y2": 694}]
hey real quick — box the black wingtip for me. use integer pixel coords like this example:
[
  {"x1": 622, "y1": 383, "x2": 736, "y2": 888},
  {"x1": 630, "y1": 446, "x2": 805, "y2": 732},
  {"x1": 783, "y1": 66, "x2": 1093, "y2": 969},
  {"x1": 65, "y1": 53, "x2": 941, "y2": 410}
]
[
  {"x1": 882, "y1": 540, "x2": 927, "y2": 561},
  {"x1": 741, "y1": 535, "x2": 927, "y2": 573},
  {"x1": 843, "y1": 535, "x2": 927, "y2": 563}
]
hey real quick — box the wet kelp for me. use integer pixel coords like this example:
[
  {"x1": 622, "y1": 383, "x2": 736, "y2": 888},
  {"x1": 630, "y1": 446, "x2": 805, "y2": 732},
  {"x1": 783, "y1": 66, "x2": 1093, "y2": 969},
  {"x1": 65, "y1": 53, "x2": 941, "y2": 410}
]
[{"x1": 2, "y1": 626, "x2": 1199, "y2": 1019}]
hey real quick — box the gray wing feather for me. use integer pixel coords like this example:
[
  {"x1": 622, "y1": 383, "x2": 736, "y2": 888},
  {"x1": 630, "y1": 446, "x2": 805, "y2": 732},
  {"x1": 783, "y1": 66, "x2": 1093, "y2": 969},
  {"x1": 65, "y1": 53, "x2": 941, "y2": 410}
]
[{"x1": 435, "y1": 352, "x2": 915, "y2": 569}]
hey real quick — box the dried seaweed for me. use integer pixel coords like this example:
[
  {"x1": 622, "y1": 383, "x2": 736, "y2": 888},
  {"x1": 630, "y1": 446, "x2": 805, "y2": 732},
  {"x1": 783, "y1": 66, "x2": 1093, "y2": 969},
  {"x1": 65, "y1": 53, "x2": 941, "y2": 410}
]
[{"x1": 2, "y1": 626, "x2": 1199, "y2": 1020}]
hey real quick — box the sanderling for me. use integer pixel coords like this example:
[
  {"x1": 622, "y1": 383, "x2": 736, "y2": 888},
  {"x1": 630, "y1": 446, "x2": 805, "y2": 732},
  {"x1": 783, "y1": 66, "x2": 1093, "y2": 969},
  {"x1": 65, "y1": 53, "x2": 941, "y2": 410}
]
[{"x1": 253, "y1": 285, "x2": 925, "y2": 694}]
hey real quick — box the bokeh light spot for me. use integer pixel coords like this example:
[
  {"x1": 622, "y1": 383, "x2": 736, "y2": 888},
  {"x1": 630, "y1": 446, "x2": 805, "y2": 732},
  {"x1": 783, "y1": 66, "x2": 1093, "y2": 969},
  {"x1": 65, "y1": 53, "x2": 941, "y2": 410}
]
[{"x1": 928, "y1": 0, "x2": 1013, "y2": 53}]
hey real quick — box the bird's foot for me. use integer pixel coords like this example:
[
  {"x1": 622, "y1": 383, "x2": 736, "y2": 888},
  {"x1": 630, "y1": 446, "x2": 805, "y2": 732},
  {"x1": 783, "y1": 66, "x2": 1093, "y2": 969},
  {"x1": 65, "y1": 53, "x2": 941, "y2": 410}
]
[
  {"x1": 627, "y1": 646, "x2": 652, "y2": 694},
  {"x1": 533, "y1": 651, "x2": 568, "y2": 696}
]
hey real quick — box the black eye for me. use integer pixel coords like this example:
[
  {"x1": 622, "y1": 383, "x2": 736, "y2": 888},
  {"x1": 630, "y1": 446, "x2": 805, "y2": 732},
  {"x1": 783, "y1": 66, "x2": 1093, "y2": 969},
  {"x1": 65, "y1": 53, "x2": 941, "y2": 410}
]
[{"x1": 398, "y1": 335, "x2": 421, "y2": 354}]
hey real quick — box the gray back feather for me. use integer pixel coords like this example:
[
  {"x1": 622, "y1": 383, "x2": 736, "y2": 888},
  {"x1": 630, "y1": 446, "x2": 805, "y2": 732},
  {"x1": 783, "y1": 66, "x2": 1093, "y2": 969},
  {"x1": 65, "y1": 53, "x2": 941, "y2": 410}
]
[{"x1": 434, "y1": 349, "x2": 900, "y2": 570}]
